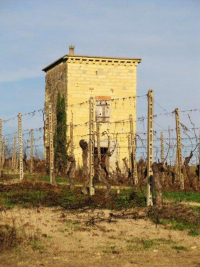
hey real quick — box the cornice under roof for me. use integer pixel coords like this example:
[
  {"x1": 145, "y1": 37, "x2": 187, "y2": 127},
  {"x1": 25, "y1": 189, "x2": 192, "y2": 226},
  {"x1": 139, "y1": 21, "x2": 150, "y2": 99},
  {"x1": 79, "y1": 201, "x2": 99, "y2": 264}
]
[{"x1": 42, "y1": 54, "x2": 142, "y2": 72}]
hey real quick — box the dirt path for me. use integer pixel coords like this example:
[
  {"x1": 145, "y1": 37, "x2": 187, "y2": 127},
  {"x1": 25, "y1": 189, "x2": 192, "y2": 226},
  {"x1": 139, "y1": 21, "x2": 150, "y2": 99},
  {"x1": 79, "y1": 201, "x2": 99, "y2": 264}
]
[
  {"x1": 164, "y1": 199, "x2": 200, "y2": 207},
  {"x1": 178, "y1": 201, "x2": 200, "y2": 207},
  {"x1": 0, "y1": 207, "x2": 200, "y2": 267}
]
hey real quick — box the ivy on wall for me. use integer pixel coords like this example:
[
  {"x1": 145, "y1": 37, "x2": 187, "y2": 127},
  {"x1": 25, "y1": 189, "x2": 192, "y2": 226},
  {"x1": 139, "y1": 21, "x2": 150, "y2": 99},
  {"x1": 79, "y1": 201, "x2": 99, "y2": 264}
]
[{"x1": 54, "y1": 92, "x2": 67, "y2": 171}]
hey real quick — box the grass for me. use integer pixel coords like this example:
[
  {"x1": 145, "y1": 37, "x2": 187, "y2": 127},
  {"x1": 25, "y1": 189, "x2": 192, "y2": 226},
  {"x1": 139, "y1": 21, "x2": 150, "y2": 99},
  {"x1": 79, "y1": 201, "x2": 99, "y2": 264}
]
[
  {"x1": 125, "y1": 237, "x2": 176, "y2": 251},
  {"x1": 0, "y1": 182, "x2": 84, "y2": 210},
  {"x1": 113, "y1": 189, "x2": 146, "y2": 210},
  {"x1": 0, "y1": 224, "x2": 19, "y2": 250},
  {"x1": 188, "y1": 230, "x2": 199, "y2": 237},
  {"x1": 172, "y1": 245, "x2": 188, "y2": 251},
  {"x1": 148, "y1": 206, "x2": 200, "y2": 237},
  {"x1": 0, "y1": 181, "x2": 199, "y2": 240},
  {"x1": 137, "y1": 185, "x2": 200, "y2": 204},
  {"x1": 29, "y1": 240, "x2": 45, "y2": 251},
  {"x1": 2, "y1": 173, "x2": 82, "y2": 185},
  {"x1": 5, "y1": 173, "x2": 200, "y2": 204},
  {"x1": 158, "y1": 219, "x2": 195, "y2": 231},
  {"x1": 142, "y1": 239, "x2": 154, "y2": 249},
  {"x1": 0, "y1": 180, "x2": 199, "y2": 259},
  {"x1": 0, "y1": 182, "x2": 146, "y2": 211},
  {"x1": 60, "y1": 219, "x2": 84, "y2": 232},
  {"x1": 102, "y1": 245, "x2": 120, "y2": 254},
  {"x1": 163, "y1": 191, "x2": 200, "y2": 203}
]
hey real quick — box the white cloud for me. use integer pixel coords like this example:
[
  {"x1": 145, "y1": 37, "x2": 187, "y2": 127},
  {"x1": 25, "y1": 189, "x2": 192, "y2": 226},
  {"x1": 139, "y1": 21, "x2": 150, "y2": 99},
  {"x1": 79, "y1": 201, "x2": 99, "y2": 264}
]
[
  {"x1": 0, "y1": 0, "x2": 199, "y2": 113},
  {"x1": 0, "y1": 67, "x2": 44, "y2": 83}
]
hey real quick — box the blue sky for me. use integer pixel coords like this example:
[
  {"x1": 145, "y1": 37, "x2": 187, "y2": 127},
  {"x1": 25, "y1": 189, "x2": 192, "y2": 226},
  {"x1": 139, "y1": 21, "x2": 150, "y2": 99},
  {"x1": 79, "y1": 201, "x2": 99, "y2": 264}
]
[{"x1": 0, "y1": 0, "x2": 200, "y2": 161}]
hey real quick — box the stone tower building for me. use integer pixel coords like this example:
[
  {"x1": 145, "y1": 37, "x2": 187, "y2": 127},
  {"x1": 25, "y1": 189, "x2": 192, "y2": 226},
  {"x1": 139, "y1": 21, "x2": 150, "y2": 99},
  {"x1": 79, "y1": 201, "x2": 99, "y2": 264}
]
[{"x1": 42, "y1": 46, "x2": 141, "y2": 170}]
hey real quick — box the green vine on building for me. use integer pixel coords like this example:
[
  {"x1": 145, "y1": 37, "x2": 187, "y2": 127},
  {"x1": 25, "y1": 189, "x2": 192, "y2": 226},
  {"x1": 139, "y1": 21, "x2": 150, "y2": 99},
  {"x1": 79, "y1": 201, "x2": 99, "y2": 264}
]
[{"x1": 54, "y1": 92, "x2": 67, "y2": 172}]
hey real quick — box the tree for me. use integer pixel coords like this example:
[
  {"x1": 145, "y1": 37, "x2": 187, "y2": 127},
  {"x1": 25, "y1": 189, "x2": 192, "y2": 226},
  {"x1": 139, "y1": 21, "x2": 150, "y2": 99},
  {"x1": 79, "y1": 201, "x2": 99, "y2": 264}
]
[{"x1": 54, "y1": 92, "x2": 67, "y2": 173}]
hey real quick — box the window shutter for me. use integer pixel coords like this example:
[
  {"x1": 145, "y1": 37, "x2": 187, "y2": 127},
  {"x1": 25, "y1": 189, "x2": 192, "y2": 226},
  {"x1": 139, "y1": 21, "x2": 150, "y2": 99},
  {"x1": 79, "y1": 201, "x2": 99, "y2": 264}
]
[
  {"x1": 104, "y1": 101, "x2": 110, "y2": 122},
  {"x1": 96, "y1": 99, "x2": 110, "y2": 122}
]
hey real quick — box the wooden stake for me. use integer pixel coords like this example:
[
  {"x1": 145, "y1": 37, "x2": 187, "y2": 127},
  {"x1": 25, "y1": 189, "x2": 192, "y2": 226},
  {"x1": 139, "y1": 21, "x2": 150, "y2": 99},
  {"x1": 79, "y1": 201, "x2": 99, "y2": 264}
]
[
  {"x1": 175, "y1": 108, "x2": 184, "y2": 189},
  {"x1": 160, "y1": 132, "x2": 164, "y2": 163},
  {"x1": 18, "y1": 113, "x2": 24, "y2": 181},
  {"x1": 96, "y1": 121, "x2": 101, "y2": 162},
  {"x1": 199, "y1": 131, "x2": 200, "y2": 182},
  {"x1": 147, "y1": 89, "x2": 154, "y2": 206},
  {"x1": 168, "y1": 126, "x2": 172, "y2": 166},
  {"x1": 160, "y1": 131, "x2": 165, "y2": 183},
  {"x1": 2, "y1": 137, "x2": 5, "y2": 169},
  {"x1": 0, "y1": 119, "x2": 2, "y2": 171},
  {"x1": 30, "y1": 129, "x2": 34, "y2": 173},
  {"x1": 49, "y1": 103, "x2": 54, "y2": 184},
  {"x1": 96, "y1": 121, "x2": 101, "y2": 180},
  {"x1": 133, "y1": 125, "x2": 138, "y2": 185},
  {"x1": 129, "y1": 115, "x2": 134, "y2": 181},
  {"x1": 107, "y1": 135, "x2": 111, "y2": 171},
  {"x1": 129, "y1": 114, "x2": 138, "y2": 184},
  {"x1": 70, "y1": 113, "x2": 74, "y2": 157},
  {"x1": 128, "y1": 134, "x2": 131, "y2": 171},
  {"x1": 175, "y1": 149, "x2": 178, "y2": 181},
  {"x1": 13, "y1": 133, "x2": 17, "y2": 170},
  {"x1": 89, "y1": 97, "x2": 95, "y2": 195},
  {"x1": 44, "y1": 118, "x2": 49, "y2": 162}
]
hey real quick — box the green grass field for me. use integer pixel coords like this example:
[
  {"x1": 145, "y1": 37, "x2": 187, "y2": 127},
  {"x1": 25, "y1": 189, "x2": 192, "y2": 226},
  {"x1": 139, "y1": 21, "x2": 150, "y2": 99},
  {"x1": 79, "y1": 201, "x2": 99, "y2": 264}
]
[
  {"x1": 0, "y1": 181, "x2": 199, "y2": 236},
  {"x1": 162, "y1": 191, "x2": 200, "y2": 203}
]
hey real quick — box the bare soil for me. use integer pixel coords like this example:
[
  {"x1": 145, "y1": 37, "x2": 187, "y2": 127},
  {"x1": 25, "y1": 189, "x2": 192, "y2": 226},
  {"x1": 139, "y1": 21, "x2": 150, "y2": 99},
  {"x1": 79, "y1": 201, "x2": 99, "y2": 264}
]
[{"x1": 0, "y1": 207, "x2": 200, "y2": 267}]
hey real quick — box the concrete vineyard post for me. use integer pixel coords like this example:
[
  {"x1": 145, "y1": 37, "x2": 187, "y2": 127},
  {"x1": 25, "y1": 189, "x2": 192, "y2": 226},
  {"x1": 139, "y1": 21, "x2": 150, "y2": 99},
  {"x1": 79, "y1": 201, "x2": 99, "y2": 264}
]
[
  {"x1": 175, "y1": 108, "x2": 184, "y2": 189},
  {"x1": 199, "y1": 131, "x2": 200, "y2": 182},
  {"x1": 89, "y1": 97, "x2": 95, "y2": 196},
  {"x1": 129, "y1": 114, "x2": 138, "y2": 185},
  {"x1": 30, "y1": 129, "x2": 34, "y2": 174},
  {"x1": 160, "y1": 132, "x2": 164, "y2": 163},
  {"x1": 13, "y1": 133, "x2": 17, "y2": 170},
  {"x1": 129, "y1": 115, "x2": 134, "y2": 182},
  {"x1": 0, "y1": 119, "x2": 2, "y2": 173},
  {"x1": 18, "y1": 113, "x2": 24, "y2": 181},
  {"x1": 96, "y1": 121, "x2": 101, "y2": 180},
  {"x1": 70, "y1": 114, "x2": 74, "y2": 157},
  {"x1": 133, "y1": 122, "x2": 138, "y2": 185},
  {"x1": 128, "y1": 134, "x2": 131, "y2": 172},
  {"x1": 147, "y1": 89, "x2": 154, "y2": 206},
  {"x1": 2, "y1": 137, "x2": 5, "y2": 168},
  {"x1": 49, "y1": 103, "x2": 54, "y2": 184}
]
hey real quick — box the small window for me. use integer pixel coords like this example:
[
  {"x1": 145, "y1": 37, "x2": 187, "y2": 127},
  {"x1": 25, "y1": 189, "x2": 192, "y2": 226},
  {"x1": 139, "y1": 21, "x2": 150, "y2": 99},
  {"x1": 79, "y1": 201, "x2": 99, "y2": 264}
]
[{"x1": 96, "y1": 100, "x2": 110, "y2": 122}]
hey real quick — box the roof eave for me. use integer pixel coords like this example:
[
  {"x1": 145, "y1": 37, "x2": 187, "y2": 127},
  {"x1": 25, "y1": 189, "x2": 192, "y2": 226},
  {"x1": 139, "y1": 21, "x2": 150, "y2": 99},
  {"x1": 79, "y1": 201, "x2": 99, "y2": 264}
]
[
  {"x1": 42, "y1": 55, "x2": 142, "y2": 72},
  {"x1": 42, "y1": 55, "x2": 67, "y2": 72}
]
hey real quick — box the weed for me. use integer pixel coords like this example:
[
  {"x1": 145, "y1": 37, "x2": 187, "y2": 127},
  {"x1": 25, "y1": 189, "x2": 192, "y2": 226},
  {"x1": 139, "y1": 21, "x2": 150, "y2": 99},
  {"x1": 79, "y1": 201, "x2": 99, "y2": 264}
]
[
  {"x1": 0, "y1": 183, "x2": 146, "y2": 211},
  {"x1": 29, "y1": 240, "x2": 45, "y2": 251},
  {"x1": 102, "y1": 246, "x2": 119, "y2": 254},
  {"x1": 148, "y1": 205, "x2": 200, "y2": 234},
  {"x1": 126, "y1": 244, "x2": 137, "y2": 251},
  {"x1": 0, "y1": 224, "x2": 19, "y2": 250},
  {"x1": 192, "y1": 206, "x2": 200, "y2": 213},
  {"x1": 153, "y1": 238, "x2": 175, "y2": 245},
  {"x1": 58, "y1": 219, "x2": 82, "y2": 232},
  {"x1": 172, "y1": 245, "x2": 188, "y2": 251},
  {"x1": 188, "y1": 230, "x2": 199, "y2": 237},
  {"x1": 159, "y1": 218, "x2": 199, "y2": 233},
  {"x1": 112, "y1": 189, "x2": 145, "y2": 210},
  {"x1": 125, "y1": 237, "x2": 175, "y2": 251},
  {"x1": 142, "y1": 239, "x2": 154, "y2": 249}
]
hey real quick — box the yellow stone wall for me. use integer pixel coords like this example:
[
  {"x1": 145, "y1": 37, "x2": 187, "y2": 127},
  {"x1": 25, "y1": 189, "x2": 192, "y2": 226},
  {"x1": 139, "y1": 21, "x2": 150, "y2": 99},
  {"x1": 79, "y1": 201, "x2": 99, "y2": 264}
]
[{"x1": 66, "y1": 57, "x2": 139, "y2": 170}]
